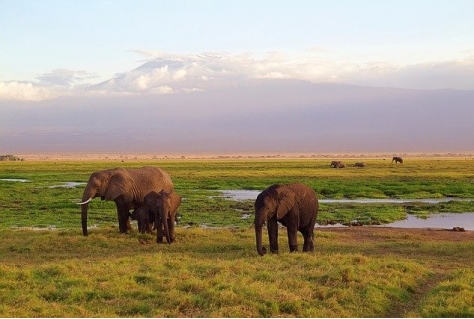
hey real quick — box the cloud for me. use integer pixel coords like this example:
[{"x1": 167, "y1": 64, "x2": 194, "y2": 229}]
[
  {"x1": 3, "y1": 50, "x2": 474, "y2": 101},
  {"x1": 344, "y1": 57, "x2": 474, "y2": 90},
  {"x1": 36, "y1": 69, "x2": 100, "y2": 87},
  {"x1": 0, "y1": 81, "x2": 56, "y2": 101},
  {"x1": 0, "y1": 69, "x2": 101, "y2": 101},
  {"x1": 88, "y1": 51, "x2": 474, "y2": 97}
]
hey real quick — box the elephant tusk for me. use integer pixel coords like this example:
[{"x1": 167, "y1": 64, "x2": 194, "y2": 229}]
[{"x1": 77, "y1": 198, "x2": 93, "y2": 205}]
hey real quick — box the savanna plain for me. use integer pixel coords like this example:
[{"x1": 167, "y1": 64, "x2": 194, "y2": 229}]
[{"x1": 1, "y1": 157, "x2": 474, "y2": 317}]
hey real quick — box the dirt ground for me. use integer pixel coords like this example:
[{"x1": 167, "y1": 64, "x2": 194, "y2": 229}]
[{"x1": 319, "y1": 225, "x2": 474, "y2": 243}]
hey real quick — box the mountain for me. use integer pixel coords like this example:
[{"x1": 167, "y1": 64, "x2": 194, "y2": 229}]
[{"x1": 1, "y1": 80, "x2": 473, "y2": 154}]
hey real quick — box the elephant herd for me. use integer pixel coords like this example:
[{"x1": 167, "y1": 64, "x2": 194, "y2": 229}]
[
  {"x1": 78, "y1": 166, "x2": 318, "y2": 256},
  {"x1": 330, "y1": 157, "x2": 403, "y2": 168}
]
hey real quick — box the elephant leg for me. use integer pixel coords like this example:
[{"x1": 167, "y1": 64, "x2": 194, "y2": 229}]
[
  {"x1": 116, "y1": 207, "x2": 131, "y2": 234},
  {"x1": 146, "y1": 222, "x2": 153, "y2": 234},
  {"x1": 156, "y1": 217, "x2": 164, "y2": 243},
  {"x1": 301, "y1": 228, "x2": 314, "y2": 252},
  {"x1": 267, "y1": 218, "x2": 279, "y2": 254},
  {"x1": 168, "y1": 217, "x2": 176, "y2": 242},
  {"x1": 287, "y1": 227, "x2": 299, "y2": 252}
]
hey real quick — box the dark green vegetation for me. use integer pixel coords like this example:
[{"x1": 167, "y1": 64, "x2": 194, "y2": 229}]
[{"x1": 1, "y1": 158, "x2": 474, "y2": 317}]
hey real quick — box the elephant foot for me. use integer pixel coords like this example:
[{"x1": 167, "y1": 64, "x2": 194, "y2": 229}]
[
  {"x1": 289, "y1": 245, "x2": 298, "y2": 252},
  {"x1": 303, "y1": 242, "x2": 314, "y2": 252}
]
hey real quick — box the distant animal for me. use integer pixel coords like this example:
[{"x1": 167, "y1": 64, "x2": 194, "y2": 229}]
[
  {"x1": 391, "y1": 156, "x2": 403, "y2": 164},
  {"x1": 354, "y1": 162, "x2": 366, "y2": 167},
  {"x1": 254, "y1": 183, "x2": 318, "y2": 256},
  {"x1": 330, "y1": 160, "x2": 345, "y2": 168}
]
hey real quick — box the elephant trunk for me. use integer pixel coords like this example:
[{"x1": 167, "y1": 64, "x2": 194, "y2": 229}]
[
  {"x1": 80, "y1": 186, "x2": 96, "y2": 236},
  {"x1": 81, "y1": 203, "x2": 89, "y2": 236},
  {"x1": 255, "y1": 210, "x2": 267, "y2": 256}
]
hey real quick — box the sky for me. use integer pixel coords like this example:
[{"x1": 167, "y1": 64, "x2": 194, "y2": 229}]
[{"x1": 1, "y1": 1, "x2": 474, "y2": 154}]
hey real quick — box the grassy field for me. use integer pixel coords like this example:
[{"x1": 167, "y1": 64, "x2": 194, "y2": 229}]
[{"x1": 1, "y1": 157, "x2": 474, "y2": 317}]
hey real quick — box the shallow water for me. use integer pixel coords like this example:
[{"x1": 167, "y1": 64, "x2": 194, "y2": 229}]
[
  {"x1": 378, "y1": 213, "x2": 474, "y2": 230},
  {"x1": 220, "y1": 190, "x2": 472, "y2": 204},
  {"x1": 49, "y1": 182, "x2": 86, "y2": 189},
  {"x1": 0, "y1": 178, "x2": 30, "y2": 182},
  {"x1": 220, "y1": 190, "x2": 474, "y2": 230}
]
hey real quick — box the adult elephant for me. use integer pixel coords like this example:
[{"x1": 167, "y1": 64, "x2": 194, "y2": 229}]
[
  {"x1": 254, "y1": 183, "x2": 318, "y2": 256},
  {"x1": 391, "y1": 156, "x2": 403, "y2": 164},
  {"x1": 77, "y1": 166, "x2": 173, "y2": 236},
  {"x1": 144, "y1": 190, "x2": 181, "y2": 244},
  {"x1": 330, "y1": 160, "x2": 345, "y2": 168}
]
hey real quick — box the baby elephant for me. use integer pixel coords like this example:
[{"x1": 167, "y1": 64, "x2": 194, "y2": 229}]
[
  {"x1": 144, "y1": 190, "x2": 182, "y2": 244},
  {"x1": 130, "y1": 206, "x2": 154, "y2": 234}
]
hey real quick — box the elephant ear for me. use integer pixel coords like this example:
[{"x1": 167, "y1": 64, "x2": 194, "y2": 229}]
[
  {"x1": 276, "y1": 186, "x2": 296, "y2": 219},
  {"x1": 104, "y1": 174, "x2": 127, "y2": 201}
]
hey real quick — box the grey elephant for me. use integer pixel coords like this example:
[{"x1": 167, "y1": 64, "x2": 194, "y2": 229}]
[
  {"x1": 330, "y1": 160, "x2": 345, "y2": 168},
  {"x1": 391, "y1": 156, "x2": 403, "y2": 164},
  {"x1": 144, "y1": 190, "x2": 181, "y2": 244},
  {"x1": 254, "y1": 183, "x2": 319, "y2": 256},
  {"x1": 130, "y1": 206, "x2": 154, "y2": 234},
  {"x1": 354, "y1": 162, "x2": 366, "y2": 167},
  {"x1": 77, "y1": 166, "x2": 174, "y2": 236}
]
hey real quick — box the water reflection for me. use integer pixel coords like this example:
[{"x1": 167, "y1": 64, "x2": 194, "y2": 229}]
[{"x1": 378, "y1": 213, "x2": 474, "y2": 231}]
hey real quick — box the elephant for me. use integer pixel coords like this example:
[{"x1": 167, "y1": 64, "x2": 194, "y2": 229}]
[
  {"x1": 330, "y1": 160, "x2": 345, "y2": 168},
  {"x1": 391, "y1": 156, "x2": 403, "y2": 164},
  {"x1": 77, "y1": 166, "x2": 174, "y2": 236},
  {"x1": 130, "y1": 206, "x2": 154, "y2": 234},
  {"x1": 254, "y1": 183, "x2": 319, "y2": 256},
  {"x1": 144, "y1": 190, "x2": 181, "y2": 244},
  {"x1": 354, "y1": 162, "x2": 366, "y2": 167}
]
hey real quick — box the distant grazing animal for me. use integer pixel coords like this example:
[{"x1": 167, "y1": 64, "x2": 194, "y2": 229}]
[
  {"x1": 391, "y1": 156, "x2": 403, "y2": 164},
  {"x1": 354, "y1": 162, "x2": 366, "y2": 167},
  {"x1": 330, "y1": 160, "x2": 345, "y2": 168}
]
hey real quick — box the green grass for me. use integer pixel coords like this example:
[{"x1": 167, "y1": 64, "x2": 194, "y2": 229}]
[
  {"x1": 0, "y1": 227, "x2": 473, "y2": 317},
  {"x1": 1, "y1": 157, "x2": 474, "y2": 317},
  {"x1": 1, "y1": 158, "x2": 473, "y2": 229}
]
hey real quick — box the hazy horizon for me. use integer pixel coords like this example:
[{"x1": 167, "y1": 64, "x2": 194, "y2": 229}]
[{"x1": 1, "y1": 2, "x2": 473, "y2": 155}]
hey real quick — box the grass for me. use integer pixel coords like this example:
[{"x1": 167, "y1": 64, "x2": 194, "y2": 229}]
[{"x1": 1, "y1": 157, "x2": 474, "y2": 317}]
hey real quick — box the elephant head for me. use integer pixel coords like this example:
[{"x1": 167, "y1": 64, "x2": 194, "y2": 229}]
[
  {"x1": 254, "y1": 184, "x2": 296, "y2": 256},
  {"x1": 78, "y1": 168, "x2": 130, "y2": 236},
  {"x1": 78, "y1": 166, "x2": 174, "y2": 237},
  {"x1": 130, "y1": 206, "x2": 153, "y2": 234}
]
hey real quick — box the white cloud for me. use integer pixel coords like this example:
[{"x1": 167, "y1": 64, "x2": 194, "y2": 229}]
[
  {"x1": 37, "y1": 69, "x2": 99, "y2": 87},
  {"x1": 0, "y1": 81, "x2": 56, "y2": 101},
  {"x1": 4, "y1": 50, "x2": 474, "y2": 101}
]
